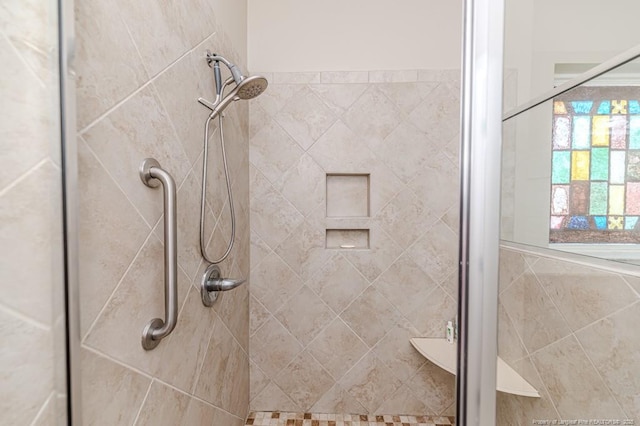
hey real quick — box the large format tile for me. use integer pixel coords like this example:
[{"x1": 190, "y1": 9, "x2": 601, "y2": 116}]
[
  {"x1": 532, "y1": 257, "x2": 639, "y2": 331},
  {"x1": 500, "y1": 269, "x2": 572, "y2": 354},
  {"x1": 340, "y1": 286, "x2": 403, "y2": 348},
  {"x1": 306, "y1": 255, "x2": 370, "y2": 314},
  {"x1": 0, "y1": 162, "x2": 59, "y2": 325},
  {"x1": 408, "y1": 83, "x2": 460, "y2": 144},
  {"x1": 275, "y1": 86, "x2": 337, "y2": 150},
  {"x1": 531, "y1": 335, "x2": 622, "y2": 419},
  {"x1": 309, "y1": 384, "x2": 368, "y2": 415},
  {"x1": 378, "y1": 121, "x2": 437, "y2": 184},
  {"x1": 83, "y1": 235, "x2": 190, "y2": 375},
  {"x1": 373, "y1": 254, "x2": 437, "y2": 316},
  {"x1": 152, "y1": 49, "x2": 214, "y2": 166},
  {"x1": 135, "y1": 380, "x2": 191, "y2": 425},
  {"x1": 250, "y1": 316, "x2": 303, "y2": 379},
  {"x1": 339, "y1": 352, "x2": 402, "y2": 413},
  {"x1": 114, "y1": 0, "x2": 215, "y2": 78},
  {"x1": 274, "y1": 286, "x2": 335, "y2": 346},
  {"x1": 407, "y1": 151, "x2": 459, "y2": 220},
  {"x1": 342, "y1": 86, "x2": 404, "y2": 149},
  {"x1": 74, "y1": 0, "x2": 148, "y2": 128},
  {"x1": 250, "y1": 171, "x2": 305, "y2": 249},
  {"x1": 407, "y1": 360, "x2": 456, "y2": 415},
  {"x1": 307, "y1": 120, "x2": 376, "y2": 173},
  {"x1": 0, "y1": 308, "x2": 54, "y2": 425},
  {"x1": 250, "y1": 120, "x2": 304, "y2": 184},
  {"x1": 273, "y1": 351, "x2": 335, "y2": 411},
  {"x1": 82, "y1": 85, "x2": 191, "y2": 226},
  {"x1": 155, "y1": 286, "x2": 215, "y2": 393},
  {"x1": 275, "y1": 221, "x2": 336, "y2": 281},
  {"x1": 274, "y1": 154, "x2": 326, "y2": 217},
  {"x1": 576, "y1": 302, "x2": 640, "y2": 419},
  {"x1": 81, "y1": 348, "x2": 151, "y2": 426},
  {"x1": 374, "y1": 188, "x2": 436, "y2": 250},
  {"x1": 407, "y1": 220, "x2": 458, "y2": 285},
  {"x1": 194, "y1": 319, "x2": 249, "y2": 417},
  {"x1": 341, "y1": 225, "x2": 403, "y2": 283},
  {"x1": 307, "y1": 318, "x2": 369, "y2": 381},
  {"x1": 0, "y1": 37, "x2": 50, "y2": 190},
  {"x1": 78, "y1": 140, "x2": 150, "y2": 336},
  {"x1": 250, "y1": 252, "x2": 302, "y2": 313},
  {"x1": 309, "y1": 83, "x2": 368, "y2": 115},
  {"x1": 372, "y1": 321, "x2": 426, "y2": 383}
]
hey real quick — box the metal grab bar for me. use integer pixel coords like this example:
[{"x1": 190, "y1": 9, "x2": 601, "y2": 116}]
[{"x1": 139, "y1": 158, "x2": 178, "y2": 350}]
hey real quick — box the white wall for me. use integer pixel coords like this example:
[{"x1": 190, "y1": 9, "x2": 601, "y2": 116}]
[{"x1": 247, "y1": 0, "x2": 463, "y2": 72}]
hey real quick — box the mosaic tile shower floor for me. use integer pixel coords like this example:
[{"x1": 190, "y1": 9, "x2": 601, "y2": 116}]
[{"x1": 245, "y1": 412, "x2": 456, "y2": 426}]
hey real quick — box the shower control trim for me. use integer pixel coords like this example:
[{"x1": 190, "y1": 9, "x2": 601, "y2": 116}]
[{"x1": 200, "y1": 264, "x2": 246, "y2": 307}]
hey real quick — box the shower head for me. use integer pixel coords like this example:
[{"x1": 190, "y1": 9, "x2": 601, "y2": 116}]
[
  {"x1": 199, "y1": 51, "x2": 268, "y2": 116},
  {"x1": 235, "y1": 75, "x2": 269, "y2": 100}
]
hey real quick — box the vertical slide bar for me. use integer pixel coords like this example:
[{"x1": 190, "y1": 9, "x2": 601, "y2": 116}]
[{"x1": 457, "y1": 0, "x2": 504, "y2": 424}]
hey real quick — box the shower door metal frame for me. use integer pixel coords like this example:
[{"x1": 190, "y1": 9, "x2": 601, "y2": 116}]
[
  {"x1": 457, "y1": 0, "x2": 504, "y2": 424},
  {"x1": 59, "y1": 0, "x2": 82, "y2": 422}
]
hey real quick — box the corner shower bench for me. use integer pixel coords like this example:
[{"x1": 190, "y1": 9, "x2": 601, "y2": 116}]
[{"x1": 409, "y1": 338, "x2": 540, "y2": 398}]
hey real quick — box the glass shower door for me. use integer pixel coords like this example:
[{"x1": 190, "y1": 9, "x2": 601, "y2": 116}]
[{"x1": 0, "y1": 0, "x2": 70, "y2": 423}]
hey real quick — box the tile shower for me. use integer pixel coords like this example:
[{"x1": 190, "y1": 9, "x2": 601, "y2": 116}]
[{"x1": 248, "y1": 71, "x2": 461, "y2": 417}]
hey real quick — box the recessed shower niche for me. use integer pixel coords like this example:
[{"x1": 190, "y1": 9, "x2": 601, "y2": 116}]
[{"x1": 325, "y1": 174, "x2": 370, "y2": 249}]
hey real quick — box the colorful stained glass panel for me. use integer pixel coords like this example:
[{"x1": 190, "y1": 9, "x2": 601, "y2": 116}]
[
  {"x1": 554, "y1": 101, "x2": 567, "y2": 114},
  {"x1": 552, "y1": 151, "x2": 571, "y2": 184},
  {"x1": 551, "y1": 185, "x2": 569, "y2": 215},
  {"x1": 592, "y1": 116, "x2": 610, "y2": 146},
  {"x1": 630, "y1": 116, "x2": 640, "y2": 149},
  {"x1": 597, "y1": 101, "x2": 611, "y2": 114},
  {"x1": 626, "y1": 182, "x2": 640, "y2": 215},
  {"x1": 609, "y1": 185, "x2": 625, "y2": 215},
  {"x1": 610, "y1": 151, "x2": 626, "y2": 184},
  {"x1": 550, "y1": 89, "x2": 640, "y2": 243},
  {"x1": 625, "y1": 216, "x2": 639, "y2": 230},
  {"x1": 610, "y1": 115, "x2": 627, "y2": 149},
  {"x1": 589, "y1": 182, "x2": 608, "y2": 215},
  {"x1": 594, "y1": 216, "x2": 607, "y2": 229},
  {"x1": 553, "y1": 117, "x2": 571, "y2": 149},
  {"x1": 571, "y1": 151, "x2": 590, "y2": 181},
  {"x1": 572, "y1": 101, "x2": 593, "y2": 114},
  {"x1": 572, "y1": 116, "x2": 591, "y2": 149},
  {"x1": 627, "y1": 151, "x2": 640, "y2": 181},
  {"x1": 590, "y1": 148, "x2": 609, "y2": 181}
]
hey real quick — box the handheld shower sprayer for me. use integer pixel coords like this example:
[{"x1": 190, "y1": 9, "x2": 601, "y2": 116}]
[
  {"x1": 196, "y1": 50, "x2": 268, "y2": 282},
  {"x1": 198, "y1": 51, "x2": 268, "y2": 116}
]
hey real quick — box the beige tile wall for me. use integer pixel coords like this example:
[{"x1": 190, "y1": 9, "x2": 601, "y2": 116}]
[
  {"x1": 249, "y1": 70, "x2": 461, "y2": 416},
  {"x1": 76, "y1": 0, "x2": 250, "y2": 424},
  {"x1": 0, "y1": 0, "x2": 67, "y2": 423},
  {"x1": 497, "y1": 245, "x2": 640, "y2": 423}
]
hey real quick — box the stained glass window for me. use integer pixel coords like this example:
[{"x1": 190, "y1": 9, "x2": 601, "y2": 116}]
[{"x1": 550, "y1": 87, "x2": 640, "y2": 243}]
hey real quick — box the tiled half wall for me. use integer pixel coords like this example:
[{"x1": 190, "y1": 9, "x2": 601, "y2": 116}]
[
  {"x1": 248, "y1": 70, "x2": 462, "y2": 415},
  {"x1": 497, "y1": 245, "x2": 640, "y2": 423}
]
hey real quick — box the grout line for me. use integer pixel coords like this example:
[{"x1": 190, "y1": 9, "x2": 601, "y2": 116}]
[
  {"x1": 131, "y1": 379, "x2": 154, "y2": 425},
  {"x1": 0, "y1": 30, "x2": 47, "y2": 89},
  {"x1": 79, "y1": 30, "x2": 219, "y2": 135},
  {"x1": 81, "y1": 343, "x2": 154, "y2": 381},
  {"x1": 0, "y1": 158, "x2": 50, "y2": 198},
  {"x1": 79, "y1": 136, "x2": 156, "y2": 231},
  {"x1": 81, "y1": 230, "x2": 157, "y2": 342},
  {"x1": 28, "y1": 391, "x2": 55, "y2": 426},
  {"x1": 0, "y1": 302, "x2": 51, "y2": 332}
]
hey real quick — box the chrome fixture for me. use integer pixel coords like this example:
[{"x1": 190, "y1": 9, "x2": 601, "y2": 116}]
[
  {"x1": 200, "y1": 264, "x2": 246, "y2": 307},
  {"x1": 139, "y1": 158, "x2": 178, "y2": 350},
  {"x1": 198, "y1": 52, "x2": 268, "y2": 267}
]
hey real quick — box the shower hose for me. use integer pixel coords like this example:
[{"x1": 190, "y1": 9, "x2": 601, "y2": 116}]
[{"x1": 199, "y1": 112, "x2": 235, "y2": 264}]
